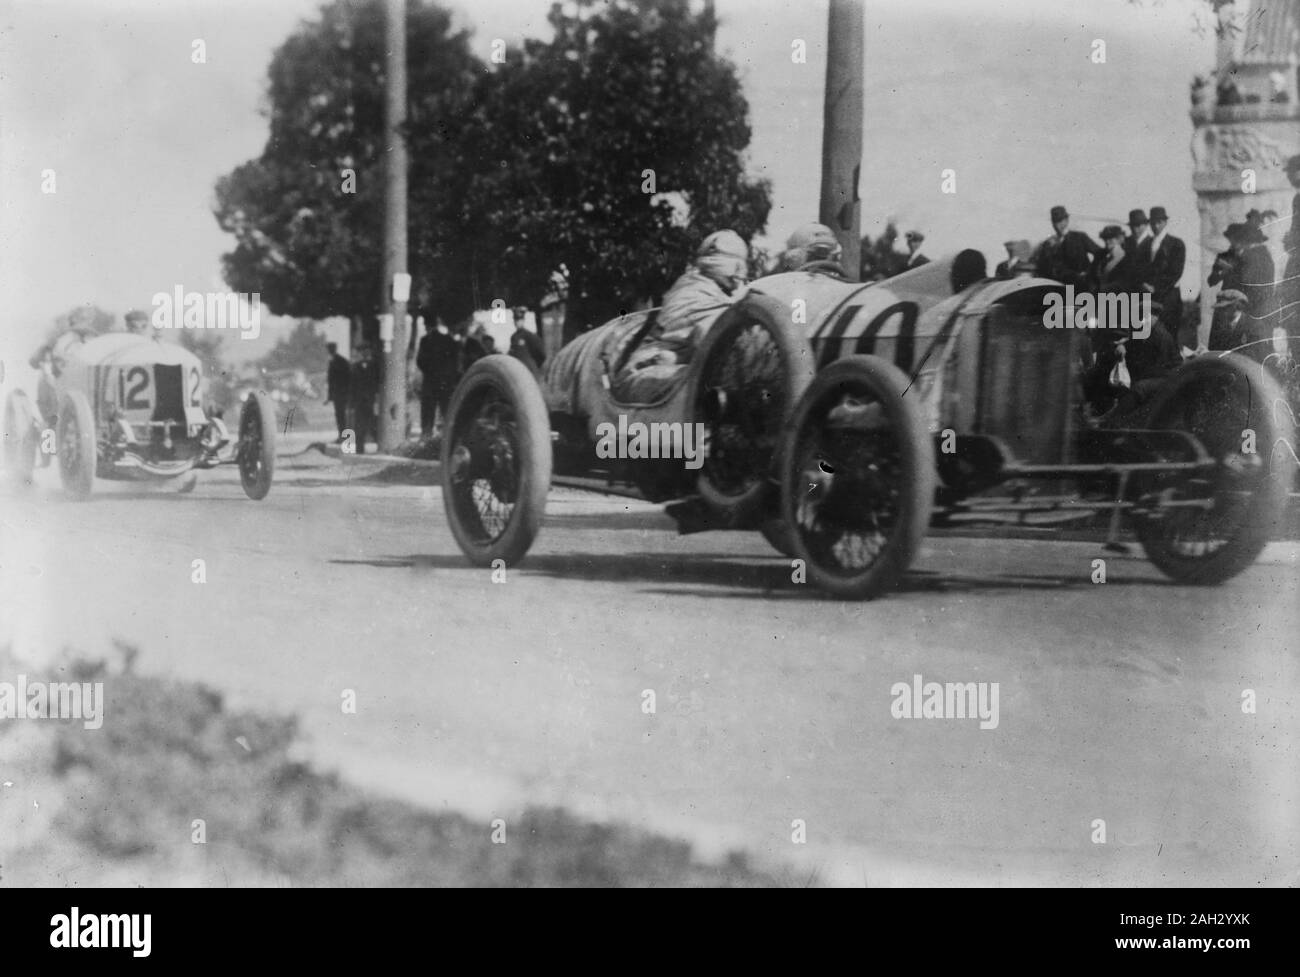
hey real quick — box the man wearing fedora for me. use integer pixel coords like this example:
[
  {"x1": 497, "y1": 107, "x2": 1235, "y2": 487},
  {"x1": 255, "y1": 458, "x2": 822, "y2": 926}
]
[
  {"x1": 1137, "y1": 206, "x2": 1187, "y2": 347},
  {"x1": 1209, "y1": 222, "x2": 1274, "y2": 353},
  {"x1": 1033, "y1": 205, "x2": 1103, "y2": 291},
  {"x1": 1281, "y1": 154, "x2": 1300, "y2": 336}
]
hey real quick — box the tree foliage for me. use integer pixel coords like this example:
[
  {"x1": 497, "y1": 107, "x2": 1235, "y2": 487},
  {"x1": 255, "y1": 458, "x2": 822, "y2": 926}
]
[
  {"x1": 213, "y1": 0, "x2": 478, "y2": 320},
  {"x1": 215, "y1": 0, "x2": 771, "y2": 338},
  {"x1": 414, "y1": 0, "x2": 772, "y2": 333},
  {"x1": 257, "y1": 319, "x2": 327, "y2": 374}
]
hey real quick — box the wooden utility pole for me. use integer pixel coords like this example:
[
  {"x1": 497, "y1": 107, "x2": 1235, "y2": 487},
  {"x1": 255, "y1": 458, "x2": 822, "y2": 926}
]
[
  {"x1": 819, "y1": 0, "x2": 864, "y2": 281},
  {"x1": 379, "y1": 0, "x2": 409, "y2": 451}
]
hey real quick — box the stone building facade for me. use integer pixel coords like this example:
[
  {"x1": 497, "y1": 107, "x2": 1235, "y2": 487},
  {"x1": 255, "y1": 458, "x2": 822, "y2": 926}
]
[{"x1": 1190, "y1": 0, "x2": 1298, "y2": 338}]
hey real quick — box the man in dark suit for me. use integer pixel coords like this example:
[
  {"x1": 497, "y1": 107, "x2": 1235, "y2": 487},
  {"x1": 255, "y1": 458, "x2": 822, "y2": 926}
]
[
  {"x1": 1091, "y1": 225, "x2": 1137, "y2": 297},
  {"x1": 415, "y1": 316, "x2": 461, "y2": 437},
  {"x1": 1281, "y1": 154, "x2": 1300, "y2": 336},
  {"x1": 508, "y1": 306, "x2": 546, "y2": 377},
  {"x1": 1033, "y1": 205, "x2": 1103, "y2": 291},
  {"x1": 1122, "y1": 209, "x2": 1150, "y2": 267},
  {"x1": 324, "y1": 342, "x2": 350, "y2": 442},
  {"x1": 1138, "y1": 206, "x2": 1187, "y2": 347},
  {"x1": 350, "y1": 342, "x2": 379, "y2": 454}
]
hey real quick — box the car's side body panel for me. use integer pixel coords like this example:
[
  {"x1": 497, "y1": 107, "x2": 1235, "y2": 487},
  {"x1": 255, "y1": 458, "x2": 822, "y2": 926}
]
[{"x1": 543, "y1": 257, "x2": 1077, "y2": 470}]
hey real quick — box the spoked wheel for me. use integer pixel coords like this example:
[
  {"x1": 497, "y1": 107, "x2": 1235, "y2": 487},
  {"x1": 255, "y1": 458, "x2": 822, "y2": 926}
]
[
  {"x1": 237, "y1": 391, "x2": 277, "y2": 500},
  {"x1": 778, "y1": 355, "x2": 936, "y2": 599},
  {"x1": 442, "y1": 355, "x2": 552, "y2": 566},
  {"x1": 1133, "y1": 354, "x2": 1295, "y2": 584},
  {"x1": 3, "y1": 389, "x2": 39, "y2": 484},
  {"x1": 56, "y1": 390, "x2": 97, "y2": 499},
  {"x1": 691, "y1": 294, "x2": 815, "y2": 525}
]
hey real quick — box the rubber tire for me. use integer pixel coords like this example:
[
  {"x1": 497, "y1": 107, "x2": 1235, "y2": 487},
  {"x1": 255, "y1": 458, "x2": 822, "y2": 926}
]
[
  {"x1": 238, "y1": 391, "x2": 277, "y2": 500},
  {"x1": 3, "y1": 389, "x2": 38, "y2": 483},
  {"x1": 56, "y1": 389, "x2": 97, "y2": 499},
  {"x1": 441, "y1": 354, "x2": 552, "y2": 567},
  {"x1": 690, "y1": 291, "x2": 816, "y2": 525},
  {"x1": 759, "y1": 518, "x2": 797, "y2": 557},
  {"x1": 778, "y1": 355, "x2": 935, "y2": 599},
  {"x1": 1135, "y1": 354, "x2": 1295, "y2": 584}
]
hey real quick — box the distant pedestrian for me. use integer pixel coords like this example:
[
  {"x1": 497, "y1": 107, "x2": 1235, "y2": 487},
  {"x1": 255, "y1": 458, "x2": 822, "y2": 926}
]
[
  {"x1": 324, "y1": 342, "x2": 351, "y2": 442},
  {"x1": 1138, "y1": 206, "x2": 1187, "y2": 347},
  {"x1": 902, "y1": 231, "x2": 929, "y2": 270},
  {"x1": 994, "y1": 240, "x2": 1034, "y2": 279},
  {"x1": 872, "y1": 223, "x2": 906, "y2": 280},
  {"x1": 508, "y1": 306, "x2": 546, "y2": 377},
  {"x1": 416, "y1": 316, "x2": 460, "y2": 437},
  {"x1": 1209, "y1": 222, "x2": 1274, "y2": 353},
  {"x1": 1281, "y1": 154, "x2": 1300, "y2": 336},
  {"x1": 1091, "y1": 225, "x2": 1137, "y2": 300},
  {"x1": 463, "y1": 324, "x2": 489, "y2": 367},
  {"x1": 1032, "y1": 205, "x2": 1103, "y2": 291},
  {"x1": 350, "y1": 342, "x2": 379, "y2": 454},
  {"x1": 1123, "y1": 209, "x2": 1151, "y2": 270}
]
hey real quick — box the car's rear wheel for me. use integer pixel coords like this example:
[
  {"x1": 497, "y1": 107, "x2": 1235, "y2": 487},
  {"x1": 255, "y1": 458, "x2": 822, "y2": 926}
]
[
  {"x1": 56, "y1": 390, "x2": 96, "y2": 498},
  {"x1": 1133, "y1": 354, "x2": 1295, "y2": 584},
  {"x1": 3, "y1": 389, "x2": 39, "y2": 484},
  {"x1": 238, "y1": 391, "x2": 277, "y2": 500},
  {"x1": 778, "y1": 355, "x2": 935, "y2": 599},
  {"x1": 692, "y1": 293, "x2": 815, "y2": 526},
  {"x1": 442, "y1": 355, "x2": 552, "y2": 567}
]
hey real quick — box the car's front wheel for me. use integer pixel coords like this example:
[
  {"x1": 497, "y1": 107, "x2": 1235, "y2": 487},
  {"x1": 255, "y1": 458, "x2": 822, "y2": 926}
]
[
  {"x1": 778, "y1": 355, "x2": 935, "y2": 599},
  {"x1": 238, "y1": 391, "x2": 277, "y2": 500},
  {"x1": 56, "y1": 389, "x2": 97, "y2": 499},
  {"x1": 442, "y1": 355, "x2": 552, "y2": 567}
]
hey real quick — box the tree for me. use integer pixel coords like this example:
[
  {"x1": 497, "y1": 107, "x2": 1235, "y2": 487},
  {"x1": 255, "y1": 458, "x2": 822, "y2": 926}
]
[
  {"x1": 213, "y1": 0, "x2": 480, "y2": 322},
  {"x1": 412, "y1": 0, "x2": 772, "y2": 337},
  {"x1": 257, "y1": 319, "x2": 327, "y2": 374}
]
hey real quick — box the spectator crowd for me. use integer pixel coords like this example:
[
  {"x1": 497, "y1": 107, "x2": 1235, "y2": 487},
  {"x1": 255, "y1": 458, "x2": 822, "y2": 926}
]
[{"x1": 326, "y1": 304, "x2": 545, "y2": 452}]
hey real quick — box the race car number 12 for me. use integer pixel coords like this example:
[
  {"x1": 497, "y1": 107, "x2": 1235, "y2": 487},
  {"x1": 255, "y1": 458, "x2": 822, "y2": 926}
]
[{"x1": 120, "y1": 366, "x2": 151, "y2": 410}]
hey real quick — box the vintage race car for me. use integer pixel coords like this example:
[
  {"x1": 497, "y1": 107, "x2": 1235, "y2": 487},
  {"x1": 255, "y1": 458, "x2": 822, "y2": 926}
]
[
  {"x1": 3, "y1": 331, "x2": 276, "y2": 499},
  {"x1": 440, "y1": 254, "x2": 1296, "y2": 599}
]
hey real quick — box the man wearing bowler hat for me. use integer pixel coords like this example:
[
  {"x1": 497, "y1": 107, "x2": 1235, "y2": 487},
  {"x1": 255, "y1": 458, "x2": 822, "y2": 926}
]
[
  {"x1": 1137, "y1": 206, "x2": 1187, "y2": 347},
  {"x1": 1123, "y1": 210, "x2": 1150, "y2": 270},
  {"x1": 1033, "y1": 205, "x2": 1103, "y2": 291}
]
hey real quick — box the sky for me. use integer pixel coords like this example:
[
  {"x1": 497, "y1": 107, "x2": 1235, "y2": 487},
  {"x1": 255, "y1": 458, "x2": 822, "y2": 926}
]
[{"x1": 0, "y1": 0, "x2": 1217, "y2": 376}]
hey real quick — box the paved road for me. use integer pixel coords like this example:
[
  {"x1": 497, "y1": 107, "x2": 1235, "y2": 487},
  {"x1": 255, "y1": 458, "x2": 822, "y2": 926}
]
[{"x1": 2, "y1": 441, "x2": 1297, "y2": 886}]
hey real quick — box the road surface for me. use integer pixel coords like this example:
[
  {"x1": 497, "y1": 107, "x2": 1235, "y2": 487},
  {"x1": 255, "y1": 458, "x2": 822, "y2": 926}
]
[{"x1": 2, "y1": 438, "x2": 1297, "y2": 886}]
